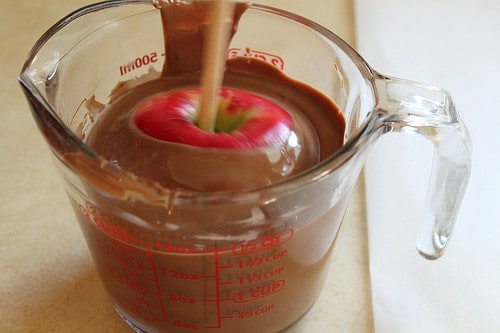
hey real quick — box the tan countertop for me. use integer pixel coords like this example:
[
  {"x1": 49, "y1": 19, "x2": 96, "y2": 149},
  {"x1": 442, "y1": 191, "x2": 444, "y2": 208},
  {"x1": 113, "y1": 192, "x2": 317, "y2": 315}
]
[{"x1": 0, "y1": 1, "x2": 373, "y2": 332}]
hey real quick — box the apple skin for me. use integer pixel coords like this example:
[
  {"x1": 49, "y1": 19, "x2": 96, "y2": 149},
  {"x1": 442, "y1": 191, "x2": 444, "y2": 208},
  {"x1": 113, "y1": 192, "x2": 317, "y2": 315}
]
[{"x1": 133, "y1": 88, "x2": 294, "y2": 148}]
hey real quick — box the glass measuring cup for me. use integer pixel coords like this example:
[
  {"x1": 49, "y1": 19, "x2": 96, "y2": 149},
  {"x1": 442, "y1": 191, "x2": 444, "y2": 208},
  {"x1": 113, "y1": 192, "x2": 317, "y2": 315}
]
[{"x1": 18, "y1": 1, "x2": 471, "y2": 332}]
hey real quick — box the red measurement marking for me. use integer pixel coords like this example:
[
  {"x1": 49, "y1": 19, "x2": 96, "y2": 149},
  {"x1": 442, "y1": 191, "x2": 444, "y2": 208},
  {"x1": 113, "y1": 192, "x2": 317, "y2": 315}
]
[
  {"x1": 117, "y1": 293, "x2": 166, "y2": 323},
  {"x1": 153, "y1": 240, "x2": 203, "y2": 254},
  {"x1": 203, "y1": 250, "x2": 224, "y2": 329},
  {"x1": 174, "y1": 321, "x2": 200, "y2": 330},
  {"x1": 78, "y1": 202, "x2": 167, "y2": 322},
  {"x1": 106, "y1": 265, "x2": 151, "y2": 294},
  {"x1": 227, "y1": 47, "x2": 285, "y2": 70},
  {"x1": 163, "y1": 269, "x2": 201, "y2": 280},
  {"x1": 97, "y1": 240, "x2": 155, "y2": 279},
  {"x1": 78, "y1": 203, "x2": 150, "y2": 250},
  {"x1": 119, "y1": 52, "x2": 161, "y2": 76},
  {"x1": 237, "y1": 249, "x2": 288, "y2": 269},
  {"x1": 144, "y1": 244, "x2": 167, "y2": 323},
  {"x1": 213, "y1": 250, "x2": 222, "y2": 328},
  {"x1": 218, "y1": 280, "x2": 233, "y2": 286},
  {"x1": 169, "y1": 293, "x2": 196, "y2": 304},
  {"x1": 238, "y1": 310, "x2": 252, "y2": 320},
  {"x1": 232, "y1": 280, "x2": 285, "y2": 303},
  {"x1": 238, "y1": 266, "x2": 285, "y2": 285},
  {"x1": 238, "y1": 304, "x2": 274, "y2": 320},
  {"x1": 232, "y1": 229, "x2": 294, "y2": 255}
]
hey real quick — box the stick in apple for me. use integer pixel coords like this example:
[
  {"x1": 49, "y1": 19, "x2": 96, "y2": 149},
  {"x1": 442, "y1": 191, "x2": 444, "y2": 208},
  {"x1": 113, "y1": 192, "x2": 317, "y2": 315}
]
[
  {"x1": 198, "y1": 0, "x2": 235, "y2": 133},
  {"x1": 134, "y1": 1, "x2": 294, "y2": 149}
]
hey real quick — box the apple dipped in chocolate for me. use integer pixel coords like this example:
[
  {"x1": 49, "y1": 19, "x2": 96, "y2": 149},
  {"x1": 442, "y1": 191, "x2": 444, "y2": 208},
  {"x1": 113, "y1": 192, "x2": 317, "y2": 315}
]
[
  {"x1": 86, "y1": 59, "x2": 344, "y2": 193},
  {"x1": 134, "y1": 88, "x2": 294, "y2": 149},
  {"x1": 85, "y1": 1, "x2": 345, "y2": 193}
]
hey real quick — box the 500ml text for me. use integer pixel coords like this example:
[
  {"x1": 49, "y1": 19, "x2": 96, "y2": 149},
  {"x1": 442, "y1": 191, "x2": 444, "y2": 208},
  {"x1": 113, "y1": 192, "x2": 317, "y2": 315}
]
[{"x1": 120, "y1": 52, "x2": 161, "y2": 76}]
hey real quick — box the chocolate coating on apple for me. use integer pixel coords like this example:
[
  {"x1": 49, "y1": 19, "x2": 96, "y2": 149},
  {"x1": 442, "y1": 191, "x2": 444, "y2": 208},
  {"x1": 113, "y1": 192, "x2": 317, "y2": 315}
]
[
  {"x1": 133, "y1": 88, "x2": 294, "y2": 149},
  {"x1": 85, "y1": 1, "x2": 344, "y2": 192},
  {"x1": 86, "y1": 58, "x2": 344, "y2": 192}
]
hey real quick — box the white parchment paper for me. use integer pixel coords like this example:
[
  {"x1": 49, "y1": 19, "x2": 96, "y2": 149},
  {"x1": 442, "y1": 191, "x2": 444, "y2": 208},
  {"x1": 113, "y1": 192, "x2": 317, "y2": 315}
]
[{"x1": 354, "y1": 0, "x2": 500, "y2": 331}]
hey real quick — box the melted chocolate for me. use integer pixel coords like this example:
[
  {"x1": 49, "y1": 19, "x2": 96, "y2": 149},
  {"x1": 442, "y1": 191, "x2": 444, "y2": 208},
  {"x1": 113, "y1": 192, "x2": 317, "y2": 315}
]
[
  {"x1": 158, "y1": 1, "x2": 249, "y2": 76},
  {"x1": 86, "y1": 56, "x2": 344, "y2": 191},
  {"x1": 86, "y1": 1, "x2": 344, "y2": 192}
]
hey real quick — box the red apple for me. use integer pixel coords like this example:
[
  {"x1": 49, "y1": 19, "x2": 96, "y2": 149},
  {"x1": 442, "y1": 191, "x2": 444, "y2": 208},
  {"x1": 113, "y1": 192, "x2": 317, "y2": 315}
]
[{"x1": 133, "y1": 88, "x2": 294, "y2": 148}]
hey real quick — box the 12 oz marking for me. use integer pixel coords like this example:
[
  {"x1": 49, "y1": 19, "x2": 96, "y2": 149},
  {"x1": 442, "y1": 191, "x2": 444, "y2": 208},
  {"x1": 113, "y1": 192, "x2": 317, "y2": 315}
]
[{"x1": 166, "y1": 269, "x2": 201, "y2": 280}]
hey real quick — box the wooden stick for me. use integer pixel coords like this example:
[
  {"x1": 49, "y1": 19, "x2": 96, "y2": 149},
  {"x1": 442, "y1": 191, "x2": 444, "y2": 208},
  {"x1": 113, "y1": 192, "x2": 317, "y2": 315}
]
[{"x1": 198, "y1": 0, "x2": 235, "y2": 132}]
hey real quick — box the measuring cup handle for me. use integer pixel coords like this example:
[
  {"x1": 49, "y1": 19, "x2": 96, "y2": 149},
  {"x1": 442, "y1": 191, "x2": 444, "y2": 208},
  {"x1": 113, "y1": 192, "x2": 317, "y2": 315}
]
[{"x1": 373, "y1": 75, "x2": 472, "y2": 259}]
